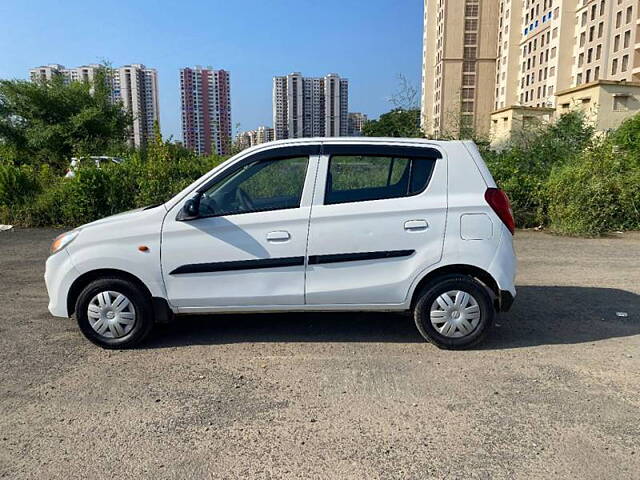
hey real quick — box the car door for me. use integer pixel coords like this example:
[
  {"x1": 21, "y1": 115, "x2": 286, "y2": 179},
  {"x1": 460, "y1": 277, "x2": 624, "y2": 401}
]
[
  {"x1": 162, "y1": 148, "x2": 319, "y2": 310},
  {"x1": 305, "y1": 143, "x2": 447, "y2": 306}
]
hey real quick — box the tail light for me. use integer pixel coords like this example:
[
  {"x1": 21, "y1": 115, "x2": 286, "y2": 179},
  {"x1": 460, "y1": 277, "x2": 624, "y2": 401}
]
[{"x1": 485, "y1": 188, "x2": 515, "y2": 235}]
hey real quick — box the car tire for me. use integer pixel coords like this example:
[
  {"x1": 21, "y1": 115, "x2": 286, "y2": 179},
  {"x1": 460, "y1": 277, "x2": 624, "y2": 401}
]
[
  {"x1": 413, "y1": 274, "x2": 494, "y2": 350},
  {"x1": 75, "y1": 277, "x2": 154, "y2": 349}
]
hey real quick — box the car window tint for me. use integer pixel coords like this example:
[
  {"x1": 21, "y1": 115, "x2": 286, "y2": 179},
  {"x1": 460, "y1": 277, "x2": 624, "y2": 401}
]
[
  {"x1": 201, "y1": 156, "x2": 308, "y2": 216},
  {"x1": 325, "y1": 155, "x2": 435, "y2": 205},
  {"x1": 409, "y1": 159, "x2": 435, "y2": 194}
]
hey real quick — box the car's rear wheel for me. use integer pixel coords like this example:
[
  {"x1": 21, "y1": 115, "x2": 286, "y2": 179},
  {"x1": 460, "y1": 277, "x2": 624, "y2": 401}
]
[
  {"x1": 413, "y1": 274, "x2": 494, "y2": 349},
  {"x1": 75, "y1": 277, "x2": 154, "y2": 349}
]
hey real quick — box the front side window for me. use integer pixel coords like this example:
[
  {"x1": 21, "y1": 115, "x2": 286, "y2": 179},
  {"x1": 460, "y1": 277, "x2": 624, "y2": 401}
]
[
  {"x1": 199, "y1": 156, "x2": 308, "y2": 216},
  {"x1": 325, "y1": 155, "x2": 435, "y2": 205}
]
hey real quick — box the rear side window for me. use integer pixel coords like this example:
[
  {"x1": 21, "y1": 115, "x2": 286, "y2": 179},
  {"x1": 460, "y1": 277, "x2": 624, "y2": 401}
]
[{"x1": 325, "y1": 155, "x2": 435, "y2": 205}]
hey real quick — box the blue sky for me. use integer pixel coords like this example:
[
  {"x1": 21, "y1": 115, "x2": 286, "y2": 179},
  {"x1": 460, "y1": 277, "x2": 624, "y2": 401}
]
[{"x1": 0, "y1": 0, "x2": 423, "y2": 140}]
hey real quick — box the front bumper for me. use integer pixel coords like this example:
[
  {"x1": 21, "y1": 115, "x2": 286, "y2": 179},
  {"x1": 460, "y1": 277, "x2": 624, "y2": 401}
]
[{"x1": 44, "y1": 249, "x2": 80, "y2": 317}]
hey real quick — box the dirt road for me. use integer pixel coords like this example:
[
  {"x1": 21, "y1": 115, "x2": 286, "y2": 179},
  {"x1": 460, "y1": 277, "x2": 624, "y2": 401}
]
[{"x1": 1, "y1": 229, "x2": 638, "y2": 479}]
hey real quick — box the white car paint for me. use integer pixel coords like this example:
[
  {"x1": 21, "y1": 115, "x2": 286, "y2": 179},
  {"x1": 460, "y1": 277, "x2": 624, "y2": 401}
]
[
  {"x1": 303, "y1": 149, "x2": 447, "y2": 306},
  {"x1": 45, "y1": 137, "x2": 517, "y2": 321}
]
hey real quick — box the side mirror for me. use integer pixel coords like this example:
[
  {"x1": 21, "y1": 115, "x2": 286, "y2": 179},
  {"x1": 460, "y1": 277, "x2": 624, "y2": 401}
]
[{"x1": 177, "y1": 195, "x2": 201, "y2": 221}]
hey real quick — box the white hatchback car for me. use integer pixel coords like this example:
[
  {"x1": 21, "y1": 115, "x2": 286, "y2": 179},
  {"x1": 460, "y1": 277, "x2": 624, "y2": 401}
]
[{"x1": 45, "y1": 138, "x2": 516, "y2": 349}]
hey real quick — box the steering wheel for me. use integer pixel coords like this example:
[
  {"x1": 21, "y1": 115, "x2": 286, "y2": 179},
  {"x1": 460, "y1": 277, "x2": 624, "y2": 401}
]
[{"x1": 235, "y1": 187, "x2": 255, "y2": 211}]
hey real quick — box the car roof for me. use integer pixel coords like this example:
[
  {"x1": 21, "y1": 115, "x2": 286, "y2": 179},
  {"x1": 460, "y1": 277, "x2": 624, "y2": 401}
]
[
  {"x1": 252, "y1": 136, "x2": 464, "y2": 147},
  {"x1": 238, "y1": 137, "x2": 470, "y2": 157}
]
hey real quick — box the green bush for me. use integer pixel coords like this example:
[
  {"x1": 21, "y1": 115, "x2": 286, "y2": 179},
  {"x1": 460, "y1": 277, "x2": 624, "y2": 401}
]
[
  {"x1": 0, "y1": 146, "x2": 226, "y2": 227},
  {"x1": 133, "y1": 153, "x2": 223, "y2": 207},
  {"x1": 20, "y1": 180, "x2": 68, "y2": 227},
  {"x1": 484, "y1": 148, "x2": 547, "y2": 227},
  {"x1": 609, "y1": 113, "x2": 640, "y2": 155},
  {"x1": 0, "y1": 163, "x2": 41, "y2": 206},
  {"x1": 545, "y1": 140, "x2": 640, "y2": 236},
  {"x1": 483, "y1": 111, "x2": 595, "y2": 227},
  {"x1": 59, "y1": 166, "x2": 121, "y2": 225}
]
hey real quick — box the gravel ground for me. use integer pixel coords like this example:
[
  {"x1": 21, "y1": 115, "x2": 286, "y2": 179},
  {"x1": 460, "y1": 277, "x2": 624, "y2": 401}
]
[{"x1": 0, "y1": 228, "x2": 639, "y2": 479}]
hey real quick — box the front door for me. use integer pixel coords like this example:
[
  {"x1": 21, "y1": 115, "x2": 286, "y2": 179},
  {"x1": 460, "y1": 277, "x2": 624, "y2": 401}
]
[{"x1": 162, "y1": 153, "x2": 317, "y2": 310}]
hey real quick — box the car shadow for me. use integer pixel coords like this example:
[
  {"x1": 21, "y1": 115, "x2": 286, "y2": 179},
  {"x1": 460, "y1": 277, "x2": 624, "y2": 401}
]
[
  {"x1": 144, "y1": 286, "x2": 640, "y2": 350},
  {"x1": 481, "y1": 285, "x2": 639, "y2": 350}
]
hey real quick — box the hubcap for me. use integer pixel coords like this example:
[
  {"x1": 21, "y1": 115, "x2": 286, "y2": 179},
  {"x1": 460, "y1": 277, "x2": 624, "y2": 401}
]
[
  {"x1": 429, "y1": 290, "x2": 481, "y2": 338},
  {"x1": 87, "y1": 291, "x2": 136, "y2": 339}
]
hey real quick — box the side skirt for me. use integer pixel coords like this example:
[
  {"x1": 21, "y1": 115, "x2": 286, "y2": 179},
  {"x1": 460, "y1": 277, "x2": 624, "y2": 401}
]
[{"x1": 176, "y1": 303, "x2": 410, "y2": 315}]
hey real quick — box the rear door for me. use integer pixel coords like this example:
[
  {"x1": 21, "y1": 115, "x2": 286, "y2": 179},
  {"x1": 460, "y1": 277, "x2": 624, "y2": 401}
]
[{"x1": 305, "y1": 143, "x2": 447, "y2": 306}]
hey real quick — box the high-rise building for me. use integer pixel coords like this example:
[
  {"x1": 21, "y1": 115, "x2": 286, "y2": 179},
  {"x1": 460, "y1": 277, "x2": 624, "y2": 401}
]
[
  {"x1": 490, "y1": 0, "x2": 640, "y2": 144},
  {"x1": 30, "y1": 64, "x2": 65, "y2": 82},
  {"x1": 421, "y1": 0, "x2": 499, "y2": 138},
  {"x1": 30, "y1": 64, "x2": 113, "y2": 92},
  {"x1": 235, "y1": 126, "x2": 274, "y2": 150},
  {"x1": 572, "y1": 0, "x2": 640, "y2": 86},
  {"x1": 272, "y1": 72, "x2": 348, "y2": 139},
  {"x1": 347, "y1": 112, "x2": 368, "y2": 136},
  {"x1": 30, "y1": 63, "x2": 160, "y2": 148},
  {"x1": 494, "y1": 0, "x2": 524, "y2": 110},
  {"x1": 254, "y1": 125, "x2": 274, "y2": 144},
  {"x1": 30, "y1": 64, "x2": 97, "y2": 83},
  {"x1": 113, "y1": 65, "x2": 160, "y2": 148},
  {"x1": 421, "y1": 0, "x2": 640, "y2": 144},
  {"x1": 235, "y1": 131, "x2": 253, "y2": 151},
  {"x1": 180, "y1": 66, "x2": 232, "y2": 155},
  {"x1": 516, "y1": 0, "x2": 577, "y2": 108}
]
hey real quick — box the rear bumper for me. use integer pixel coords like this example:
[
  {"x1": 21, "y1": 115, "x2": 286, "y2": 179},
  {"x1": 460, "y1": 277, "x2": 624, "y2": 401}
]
[
  {"x1": 498, "y1": 289, "x2": 515, "y2": 312},
  {"x1": 487, "y1": 226, "x2": 517, "y2": 300}
]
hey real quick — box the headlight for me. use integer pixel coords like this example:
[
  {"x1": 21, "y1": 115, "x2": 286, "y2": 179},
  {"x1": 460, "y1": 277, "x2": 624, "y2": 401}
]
[{"x1": 50, "y1": 230, "x2": 79, "y2": 255}]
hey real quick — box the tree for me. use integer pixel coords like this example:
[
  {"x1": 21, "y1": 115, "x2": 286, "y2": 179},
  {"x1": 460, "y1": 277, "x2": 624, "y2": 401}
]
[
  {"x1": 362, "y1": 74, "x2": 423, "y2": 138},
  {"x1": 388, "y1": 74, "x2": 420, "y2": 111},
  {"x1": 362, "y1": 108, "x2": 423, "y2": 138},
  {"x1": 0, "y1": 69, "x2": 131, "y2": 170}
]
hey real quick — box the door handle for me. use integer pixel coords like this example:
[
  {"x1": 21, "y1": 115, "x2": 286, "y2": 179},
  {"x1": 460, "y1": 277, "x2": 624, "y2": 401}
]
[
  {"x1": 404, "y1": 220, "x2": 428, "y2": 231},
  {"x1": 266, "y1": 231, "x2": 291, "y2": 242}
]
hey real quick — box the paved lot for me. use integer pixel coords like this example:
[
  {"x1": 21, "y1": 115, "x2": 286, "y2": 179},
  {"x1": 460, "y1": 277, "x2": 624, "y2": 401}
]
[{"x1": 0, "y1": 228, "x2": 639, "y2": 479}]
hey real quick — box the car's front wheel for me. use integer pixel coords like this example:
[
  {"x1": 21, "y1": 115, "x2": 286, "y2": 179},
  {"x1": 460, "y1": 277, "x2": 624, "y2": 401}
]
[
  {"x1": 75, "y1": 277, "x2": 154, "y2": 349},
  {"x1": 413, "y1": 274, "x2": 495, "y2": 349}
]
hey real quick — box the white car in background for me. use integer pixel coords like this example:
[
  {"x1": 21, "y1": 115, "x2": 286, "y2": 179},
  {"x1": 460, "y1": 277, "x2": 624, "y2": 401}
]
[
  {"x1": 64, "y1": 156, "x2": 124, "y2": 178},
  {"x1": 45, "y1": 137, "x2": 517, "y2": 350}
]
